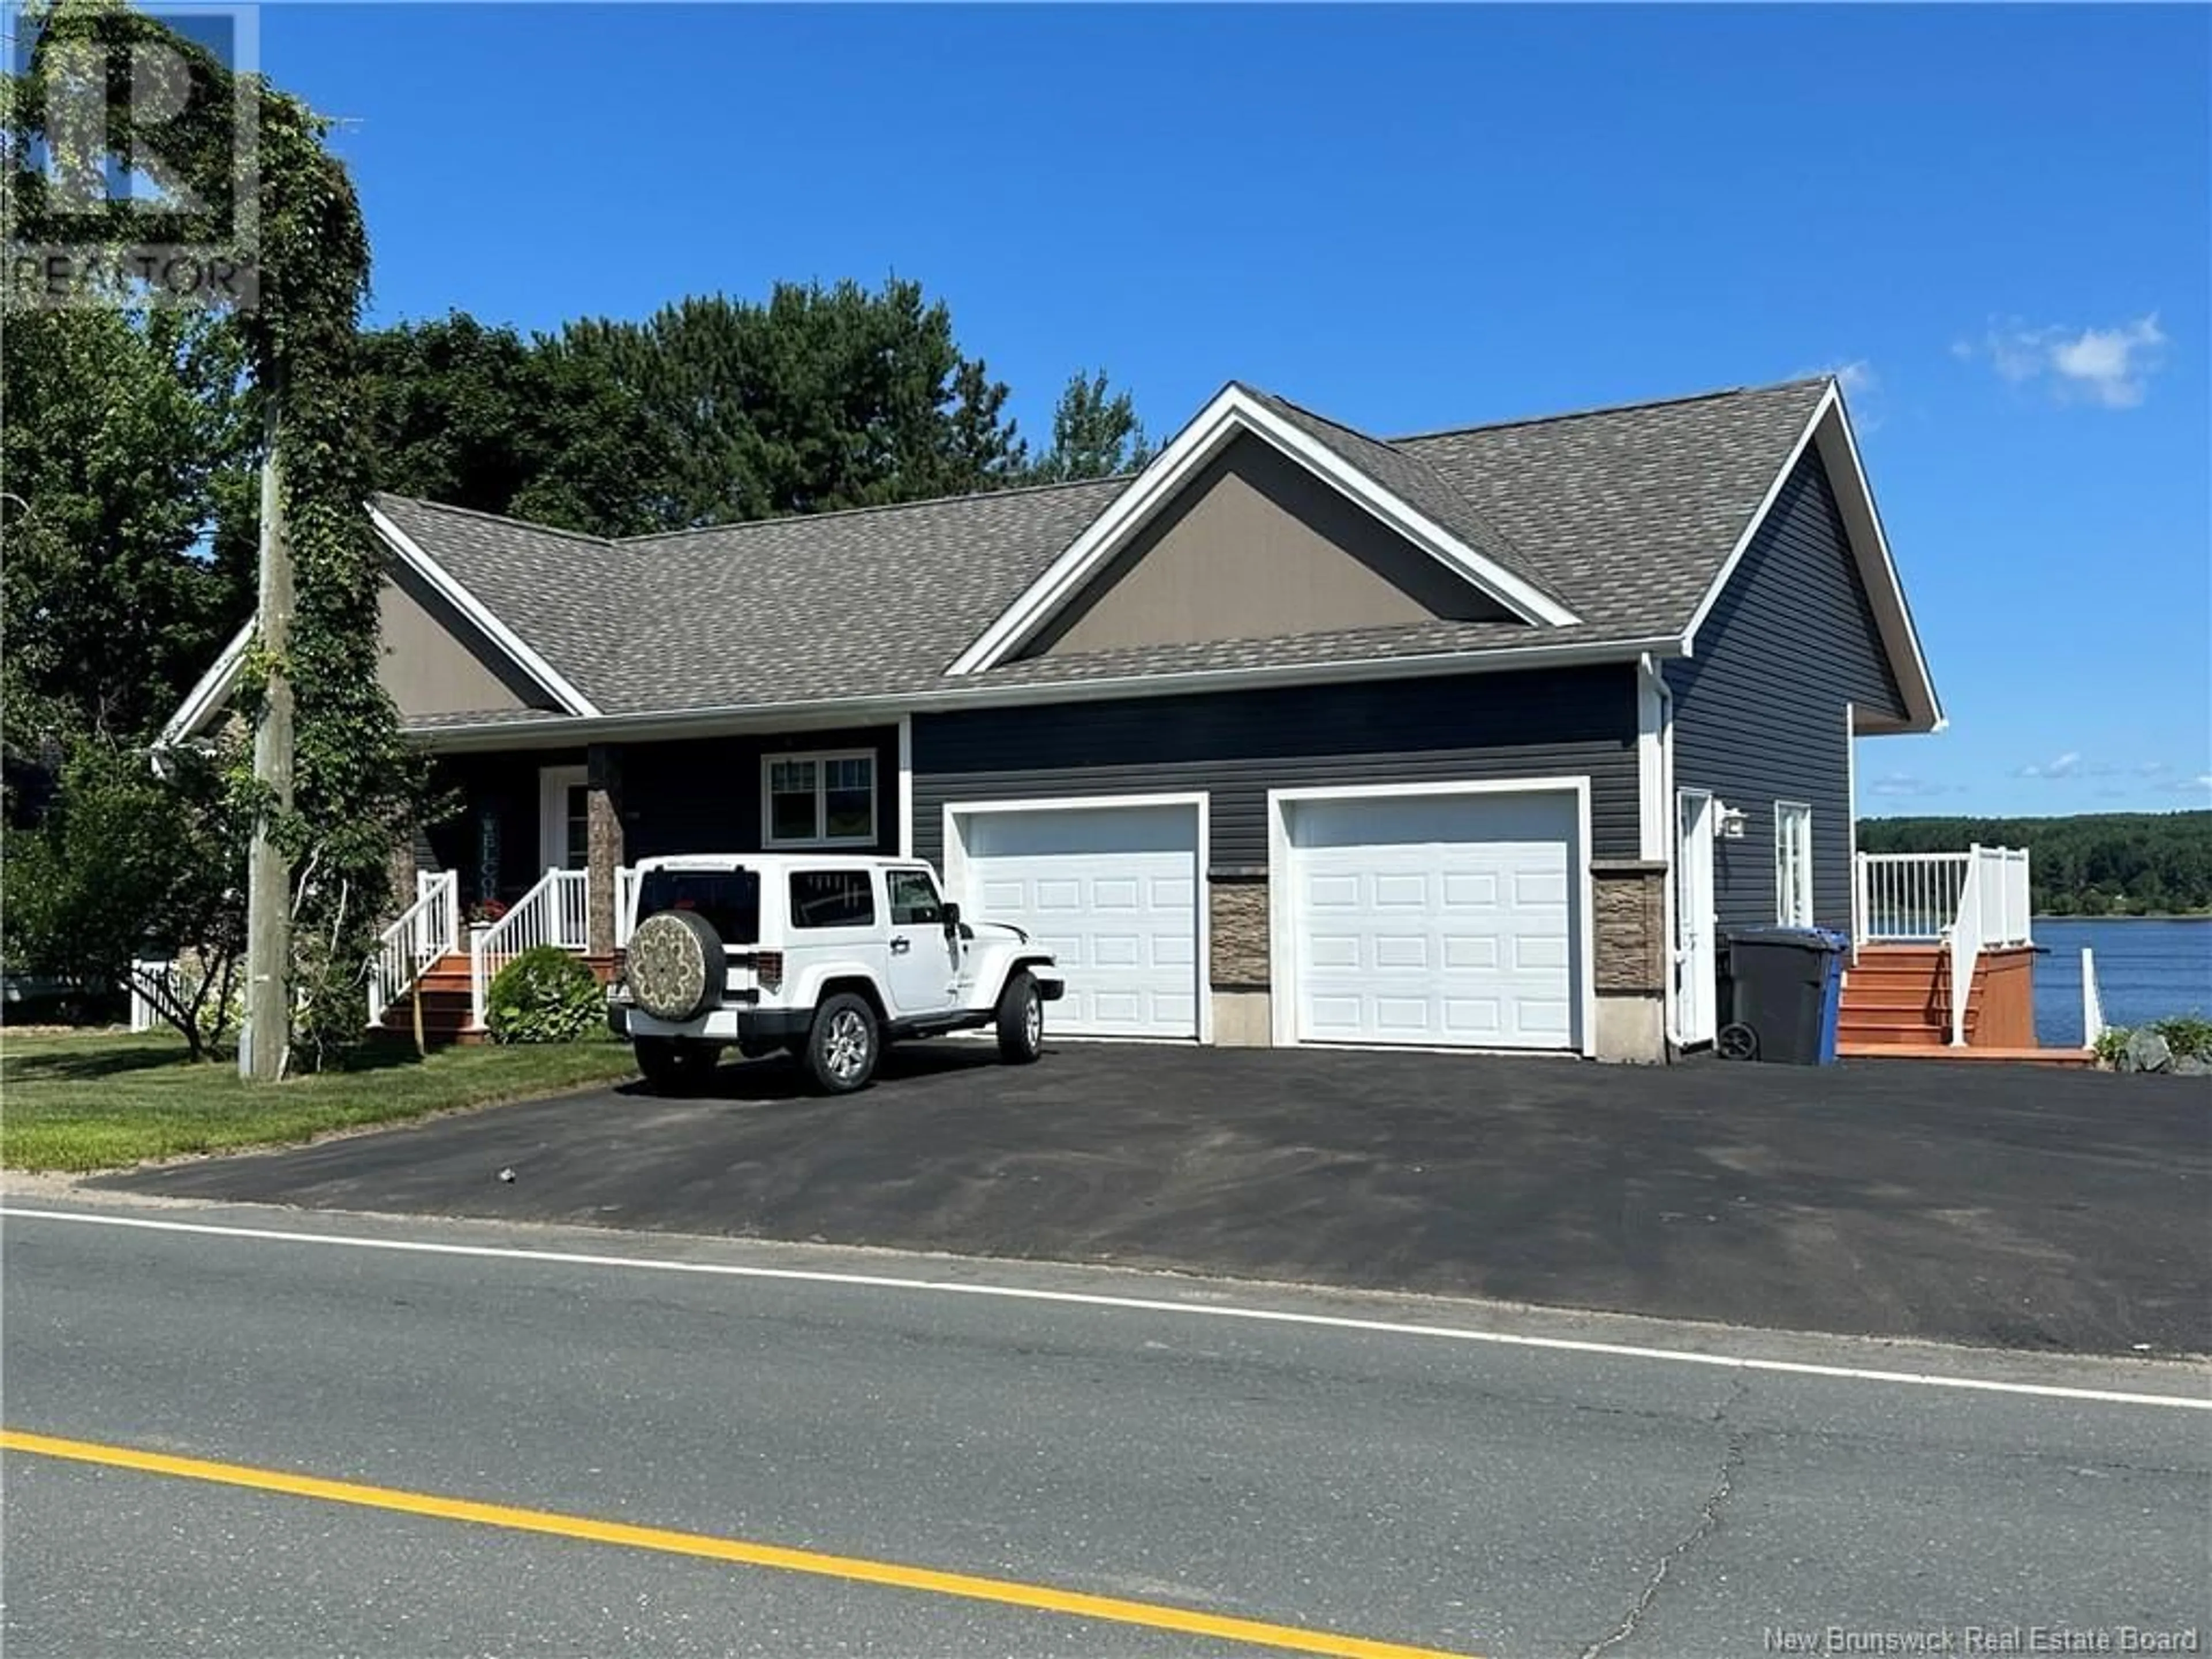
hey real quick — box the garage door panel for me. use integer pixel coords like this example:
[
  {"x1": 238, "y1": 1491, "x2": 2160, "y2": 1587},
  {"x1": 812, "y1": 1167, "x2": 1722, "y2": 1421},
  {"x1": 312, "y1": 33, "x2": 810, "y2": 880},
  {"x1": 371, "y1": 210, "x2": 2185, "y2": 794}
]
[
  {"x1": 1374, "y1": 934, "x2": 1429, "y2": 969},
  {"x1": 960, "y1": 803, "x2": 1200, "y2": 1040},
  {"x1": 1289, "y1": 791, "x2": 1580, "y2": 1052}
]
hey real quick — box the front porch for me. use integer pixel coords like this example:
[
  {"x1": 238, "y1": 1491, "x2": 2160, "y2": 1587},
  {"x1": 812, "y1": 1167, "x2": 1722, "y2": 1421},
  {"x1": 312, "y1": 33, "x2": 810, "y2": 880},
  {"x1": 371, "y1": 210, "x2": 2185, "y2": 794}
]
[{"x1": 370, "y1": 721, "x2": 906, "y2": 1044}]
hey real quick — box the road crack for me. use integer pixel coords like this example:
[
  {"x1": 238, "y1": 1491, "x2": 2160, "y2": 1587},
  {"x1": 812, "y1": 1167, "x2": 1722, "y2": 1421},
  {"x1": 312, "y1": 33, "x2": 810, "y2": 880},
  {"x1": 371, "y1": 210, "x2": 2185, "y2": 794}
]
[{"x1": 1578, "y1": 1376, "x2": 1751, "y2": 1659}]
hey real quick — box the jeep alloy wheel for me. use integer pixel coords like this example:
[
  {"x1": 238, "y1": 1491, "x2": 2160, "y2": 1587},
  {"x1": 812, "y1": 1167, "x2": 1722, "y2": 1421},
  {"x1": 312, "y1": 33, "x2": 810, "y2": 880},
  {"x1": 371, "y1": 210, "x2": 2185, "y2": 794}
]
[{"x1": 807, "y1": 993, "x2": 879, "y2": 1093}]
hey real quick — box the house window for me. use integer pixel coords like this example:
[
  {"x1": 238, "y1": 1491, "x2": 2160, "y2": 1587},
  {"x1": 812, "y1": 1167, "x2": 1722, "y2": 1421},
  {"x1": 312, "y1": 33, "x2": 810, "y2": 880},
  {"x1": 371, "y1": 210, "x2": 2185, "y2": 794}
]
[
  {"x1": 764, "y1": 751, "x2": 877, "y2": 848},
  {"x1": 789, "y1": 870, "x2": 875, "y2": 930},
  {"x1": 1775, "y1": 801, "x2": 1814, "y2": 927}
]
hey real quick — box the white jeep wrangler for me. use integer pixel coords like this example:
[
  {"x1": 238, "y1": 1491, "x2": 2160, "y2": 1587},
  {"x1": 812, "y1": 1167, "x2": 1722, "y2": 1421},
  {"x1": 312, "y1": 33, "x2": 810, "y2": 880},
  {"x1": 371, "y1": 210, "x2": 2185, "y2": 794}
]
[{"x1": 609, "y1": 854, "x2": 1065, "y2": 1095}]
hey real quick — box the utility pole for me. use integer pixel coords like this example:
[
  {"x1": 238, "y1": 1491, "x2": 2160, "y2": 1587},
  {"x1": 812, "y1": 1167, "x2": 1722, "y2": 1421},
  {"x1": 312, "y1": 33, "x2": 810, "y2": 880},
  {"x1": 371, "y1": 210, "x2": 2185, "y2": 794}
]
[{"x1": 240, "y1": 391, "x2": 293, "y2": 1081}]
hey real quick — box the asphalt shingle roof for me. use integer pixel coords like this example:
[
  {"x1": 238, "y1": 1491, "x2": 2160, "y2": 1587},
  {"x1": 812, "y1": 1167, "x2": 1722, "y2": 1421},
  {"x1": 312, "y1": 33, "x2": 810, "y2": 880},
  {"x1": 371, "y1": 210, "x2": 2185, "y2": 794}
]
[{"x1": 374, "y1": 376, "x2": 1834, "y2": 728}]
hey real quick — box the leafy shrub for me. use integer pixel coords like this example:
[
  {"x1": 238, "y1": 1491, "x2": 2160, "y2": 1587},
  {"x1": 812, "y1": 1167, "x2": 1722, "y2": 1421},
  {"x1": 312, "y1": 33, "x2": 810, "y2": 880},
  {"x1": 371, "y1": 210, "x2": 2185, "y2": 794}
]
[
  {"x1": 485, "y1": 946, "x2": 602, "y2": 1044},
  {"x1": 2093, "y1": 1025, "x2": 2135, "y2": 1067},
  {"x1": 2149, "y1": 1013, "x2": 2212, "y2": 1062}
]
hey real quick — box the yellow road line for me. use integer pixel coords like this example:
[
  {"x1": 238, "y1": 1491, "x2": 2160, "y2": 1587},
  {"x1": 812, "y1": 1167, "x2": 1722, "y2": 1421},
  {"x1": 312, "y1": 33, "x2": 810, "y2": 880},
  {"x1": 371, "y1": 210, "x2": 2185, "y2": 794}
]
[{"x1": 2, "y1": 1429, "x2": 1479, "y2": 1659}]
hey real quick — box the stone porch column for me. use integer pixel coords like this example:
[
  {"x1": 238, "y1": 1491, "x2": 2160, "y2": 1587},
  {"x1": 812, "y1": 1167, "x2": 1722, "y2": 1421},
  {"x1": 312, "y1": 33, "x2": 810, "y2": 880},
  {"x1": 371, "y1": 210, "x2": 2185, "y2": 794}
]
[{"x1": 586, "y1": 744, "x2": 624, "y2": 958}]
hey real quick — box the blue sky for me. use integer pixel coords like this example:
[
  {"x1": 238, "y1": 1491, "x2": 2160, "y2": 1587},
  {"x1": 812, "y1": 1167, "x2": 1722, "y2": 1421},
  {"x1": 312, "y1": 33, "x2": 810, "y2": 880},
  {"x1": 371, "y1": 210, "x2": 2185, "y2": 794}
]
[{"x1": 253, "y1": 3, "x2": 2208, "y2": 817}]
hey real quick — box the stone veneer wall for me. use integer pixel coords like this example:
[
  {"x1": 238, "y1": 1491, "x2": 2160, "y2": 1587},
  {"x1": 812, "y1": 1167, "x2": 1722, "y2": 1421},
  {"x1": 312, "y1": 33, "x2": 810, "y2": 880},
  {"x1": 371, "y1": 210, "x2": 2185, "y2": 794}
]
[
  {"x1": 1592, "y1": 860, "x2": 1666, "y2": 994},
  {"x1": 1209, "y1": 876, "x2": 1270, "y2": 989}
]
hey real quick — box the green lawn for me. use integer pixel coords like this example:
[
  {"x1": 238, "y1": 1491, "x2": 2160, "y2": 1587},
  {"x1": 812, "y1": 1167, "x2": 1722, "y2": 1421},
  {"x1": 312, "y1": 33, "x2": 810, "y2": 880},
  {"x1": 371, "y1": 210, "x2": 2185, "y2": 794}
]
[{"x1": 1, "y1": 1028, "x2": 641, "y2": 1173}]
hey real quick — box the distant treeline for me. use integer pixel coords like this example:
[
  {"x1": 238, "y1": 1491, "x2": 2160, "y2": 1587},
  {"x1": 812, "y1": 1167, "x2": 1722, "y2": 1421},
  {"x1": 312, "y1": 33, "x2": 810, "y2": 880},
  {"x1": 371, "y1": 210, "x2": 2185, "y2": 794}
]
[{"x1": 1858, "y1": 812, "x2": 2212, "y2": 916}]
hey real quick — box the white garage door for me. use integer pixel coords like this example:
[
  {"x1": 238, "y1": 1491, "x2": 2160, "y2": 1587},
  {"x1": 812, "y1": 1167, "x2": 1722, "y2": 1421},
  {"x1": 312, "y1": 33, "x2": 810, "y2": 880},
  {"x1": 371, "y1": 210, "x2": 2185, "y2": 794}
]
[
  {"x1": 960, "y1": 802, "x2": 1200, "y2": 1039},
  {"x1": 1287, "y1": 790, "x2": 1580, "y2": 1051}
]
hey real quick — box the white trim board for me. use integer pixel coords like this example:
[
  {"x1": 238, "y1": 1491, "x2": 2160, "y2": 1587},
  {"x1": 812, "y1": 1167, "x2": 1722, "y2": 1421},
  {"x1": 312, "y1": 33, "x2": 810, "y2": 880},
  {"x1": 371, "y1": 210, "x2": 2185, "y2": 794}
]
[
  {"x1": 940, "y1": 791, "x2": 1213, "y2": 1047},
  {"x1": 1680, "y1": 384, "x2": 1942, "y2": 736},
  {"x1": 1265, "y1": 777, "x2": 1598, "y2": 1059},
  {"x1": 946, "y1": 384, "x2": 1580, "y2": 676},
  {"x1": 368, "y1": 505, "x2": 603, "y2": 720},
  {"x1": 158, "y1": 618, "x2": 255, "y2": 747}
]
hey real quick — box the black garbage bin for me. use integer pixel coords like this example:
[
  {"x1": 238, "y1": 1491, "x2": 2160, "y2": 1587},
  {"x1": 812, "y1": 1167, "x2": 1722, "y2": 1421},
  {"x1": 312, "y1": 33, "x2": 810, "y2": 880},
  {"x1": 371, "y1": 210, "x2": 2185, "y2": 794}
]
[{"x1": 1718, "y1": 927, "x2": 1848, "y2": 1065}]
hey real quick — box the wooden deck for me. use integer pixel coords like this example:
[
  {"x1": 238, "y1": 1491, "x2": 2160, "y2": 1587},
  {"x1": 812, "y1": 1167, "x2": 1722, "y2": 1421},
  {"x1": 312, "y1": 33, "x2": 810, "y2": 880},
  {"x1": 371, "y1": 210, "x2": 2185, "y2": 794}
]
[{"x1": 1837, "y1": 942, "x2": 2086, "y2": 1064}]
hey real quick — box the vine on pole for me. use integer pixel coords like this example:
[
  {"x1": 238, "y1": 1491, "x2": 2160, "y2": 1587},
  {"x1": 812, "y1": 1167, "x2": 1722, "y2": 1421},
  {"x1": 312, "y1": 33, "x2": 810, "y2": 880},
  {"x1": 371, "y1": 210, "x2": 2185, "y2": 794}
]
[{"x1": 6, "y1": 0, "x2": 429, "y2": 1071}]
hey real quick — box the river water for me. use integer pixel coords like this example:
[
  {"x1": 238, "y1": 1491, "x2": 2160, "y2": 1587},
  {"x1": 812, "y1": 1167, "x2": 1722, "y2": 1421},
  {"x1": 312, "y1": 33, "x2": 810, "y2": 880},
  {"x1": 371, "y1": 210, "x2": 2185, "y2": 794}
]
[{"x1": 2032, "y1": 918, "x2": 2212, "y2": 1046}]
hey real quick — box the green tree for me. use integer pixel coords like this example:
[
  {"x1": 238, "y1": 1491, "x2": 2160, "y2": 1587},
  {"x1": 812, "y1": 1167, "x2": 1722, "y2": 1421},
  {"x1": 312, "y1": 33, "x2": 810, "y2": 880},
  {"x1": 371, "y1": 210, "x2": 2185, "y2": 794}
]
[
  {"x1": 1026, "y1": 369, "x2": 1153, "y2": 483},
  {"x1": 2, "y1": 737, "x2": 249, "y2": 1057},
  {"x1": 555, "y1": 279, "x2": 1027, "y2": 529},
  {"x1": 356, "y1": 312, "x2": 656, "y2": 537},
  {"x1": 1, "y1": 307, "x2": 255, "y2": 745}
]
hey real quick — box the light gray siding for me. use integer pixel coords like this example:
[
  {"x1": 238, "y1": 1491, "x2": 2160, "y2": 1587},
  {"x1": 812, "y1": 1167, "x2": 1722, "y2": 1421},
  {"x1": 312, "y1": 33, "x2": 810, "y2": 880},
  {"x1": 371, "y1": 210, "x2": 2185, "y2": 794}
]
[
  {"x1": 1666, "y1": 450, "x2": 1908, "y2": 937},
  {"x1": 912, "y1": 667, "x2": 1638, "y2": 872}
]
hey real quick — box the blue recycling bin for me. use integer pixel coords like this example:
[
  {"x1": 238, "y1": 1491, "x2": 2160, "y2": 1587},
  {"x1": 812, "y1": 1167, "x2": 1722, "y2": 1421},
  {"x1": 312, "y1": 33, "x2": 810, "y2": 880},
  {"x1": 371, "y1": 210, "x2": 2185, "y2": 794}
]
[{"x1": 1718, "y1": 927, "x2": 1849, "y2": 1064}]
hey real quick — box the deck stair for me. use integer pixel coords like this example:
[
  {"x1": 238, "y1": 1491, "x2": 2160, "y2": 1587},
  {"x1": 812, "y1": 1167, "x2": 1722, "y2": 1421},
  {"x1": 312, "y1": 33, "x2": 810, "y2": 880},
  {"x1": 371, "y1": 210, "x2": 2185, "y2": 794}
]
[{"x1": 1839, "y1": 944, "x2": 1978, "y2": 1050}]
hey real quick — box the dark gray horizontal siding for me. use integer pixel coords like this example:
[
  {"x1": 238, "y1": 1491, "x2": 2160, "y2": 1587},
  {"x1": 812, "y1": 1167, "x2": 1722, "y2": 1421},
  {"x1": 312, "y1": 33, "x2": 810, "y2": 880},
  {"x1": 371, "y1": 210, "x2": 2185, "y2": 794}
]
[
  {"x1": 1666, "y1": 450, "x2": 1908, "y2": 938},
  {"x1": 912, "y1": 667, "x2": 1638, "y2": 872},
  {"x1": 425, "y1": 726, "x2": 902, "y2": 906},
  {"x1": 620, "y1": 726, "x2": 901, "y2": 861}
]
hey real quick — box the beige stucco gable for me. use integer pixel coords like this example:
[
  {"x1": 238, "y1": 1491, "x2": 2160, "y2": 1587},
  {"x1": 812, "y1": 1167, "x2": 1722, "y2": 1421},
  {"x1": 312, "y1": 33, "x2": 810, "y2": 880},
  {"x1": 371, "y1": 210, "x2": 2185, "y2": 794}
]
[
  {"x1": 1027, "y1": 433, "x2": 1517, "y2": 659},
  {"x1": 376, "y1": 565, "x2": 555, "y2": 718}
]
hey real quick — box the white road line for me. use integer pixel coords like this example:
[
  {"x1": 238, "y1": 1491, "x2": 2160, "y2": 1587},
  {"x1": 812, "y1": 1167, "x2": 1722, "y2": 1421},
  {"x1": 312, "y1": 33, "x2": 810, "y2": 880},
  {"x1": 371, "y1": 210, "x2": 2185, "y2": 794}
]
[{"x1": 5, "y1": 1205, "x2": 2205, "y2": 1411}]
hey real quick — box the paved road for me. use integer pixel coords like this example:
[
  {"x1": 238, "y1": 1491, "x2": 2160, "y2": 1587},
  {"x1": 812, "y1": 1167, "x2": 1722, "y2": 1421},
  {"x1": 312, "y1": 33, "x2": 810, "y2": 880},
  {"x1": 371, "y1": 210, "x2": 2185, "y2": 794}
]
[
  {"x1": 103, "y1": 1044, "x2": 2212, "y2": 1354},
  {"x1": 3, "y1": 1196, "x2": 2206, "y2": 1658}
]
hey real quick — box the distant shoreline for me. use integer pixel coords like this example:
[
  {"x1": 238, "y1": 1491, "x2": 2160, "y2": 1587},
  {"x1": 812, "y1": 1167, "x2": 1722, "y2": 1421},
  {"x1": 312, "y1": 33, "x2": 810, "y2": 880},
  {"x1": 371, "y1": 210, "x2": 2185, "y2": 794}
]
[{"x1": 2033, "y1": 912, "x2": 2212, "y2": 923}]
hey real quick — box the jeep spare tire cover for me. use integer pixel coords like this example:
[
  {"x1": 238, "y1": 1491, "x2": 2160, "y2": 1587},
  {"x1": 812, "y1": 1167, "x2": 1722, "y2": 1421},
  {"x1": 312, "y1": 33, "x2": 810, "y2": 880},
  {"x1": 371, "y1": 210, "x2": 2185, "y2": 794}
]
[{"x1": 626, "y1": 909, "x2": 726, "y2": 1022}]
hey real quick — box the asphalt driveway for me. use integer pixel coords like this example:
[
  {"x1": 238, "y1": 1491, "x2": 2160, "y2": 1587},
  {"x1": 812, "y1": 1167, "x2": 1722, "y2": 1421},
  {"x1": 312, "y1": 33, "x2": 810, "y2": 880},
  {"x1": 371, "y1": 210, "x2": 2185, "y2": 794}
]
[{"x1": 99, "y1": 1044, "x2": 2210, "y2": 1356}]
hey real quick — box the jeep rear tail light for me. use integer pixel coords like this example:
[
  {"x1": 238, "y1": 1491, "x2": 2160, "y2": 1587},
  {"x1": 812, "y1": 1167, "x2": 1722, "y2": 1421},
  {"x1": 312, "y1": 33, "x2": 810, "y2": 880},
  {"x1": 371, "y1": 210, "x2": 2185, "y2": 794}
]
[{"x1": 754, "y1": 950, "x2": 783, "y2": 987}]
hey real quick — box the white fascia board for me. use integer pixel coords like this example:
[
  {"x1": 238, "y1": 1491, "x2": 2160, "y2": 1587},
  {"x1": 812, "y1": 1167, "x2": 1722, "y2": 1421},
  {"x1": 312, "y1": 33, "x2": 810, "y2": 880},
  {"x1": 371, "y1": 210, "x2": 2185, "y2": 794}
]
[
  {"x1": 157, "y1": 618, "x2": 255, "y2": 746},
  {"x1": 1680, "y1": 384, "x2": 1943, "y2": 735},
  {"x1": 946, "y1": 385, "x2": 1578, "y2": 677},
  {"x1": 410, "y1": 632, "x2": 1684, "y2": 753},
  {"x1": 366, "y1": 503, "x2": 603, "y2": 720},
  {"x1": 1815, "y1": 394, "x2": 1945, "y2": 734}
]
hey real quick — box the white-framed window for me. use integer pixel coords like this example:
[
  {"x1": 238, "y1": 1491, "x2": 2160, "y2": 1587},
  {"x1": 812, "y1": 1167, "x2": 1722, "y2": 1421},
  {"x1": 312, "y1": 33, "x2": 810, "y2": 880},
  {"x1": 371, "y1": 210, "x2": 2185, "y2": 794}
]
[
  {"x1": 1775, "y1": 801, "x2": 1814, "y2": 927},
  {"x1": 763, "y1": 750, "x2": 877, "y2": 848}
]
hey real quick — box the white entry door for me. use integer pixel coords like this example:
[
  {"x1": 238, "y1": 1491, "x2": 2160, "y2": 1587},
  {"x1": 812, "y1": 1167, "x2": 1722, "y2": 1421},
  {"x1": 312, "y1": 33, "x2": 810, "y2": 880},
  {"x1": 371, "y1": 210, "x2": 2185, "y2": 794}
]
[
  {"x1": 1285, "y1": 789, "x2": 1580, "y2": 1050},
  {"x1": 538, "y1": 764, "x2": 589, "y2": 872},
  {"x1": 955, "y1": 801, "x2": 1201, "y2": 1039},
  {"x1": 1675, "y1": 789, "x2": 1718, "y2": 1046}
]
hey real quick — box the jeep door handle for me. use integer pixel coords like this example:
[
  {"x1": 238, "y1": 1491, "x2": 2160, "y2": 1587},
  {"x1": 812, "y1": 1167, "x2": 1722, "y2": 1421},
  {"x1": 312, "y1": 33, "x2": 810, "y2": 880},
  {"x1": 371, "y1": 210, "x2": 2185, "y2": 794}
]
[{"x1": 889, "y1": 937, "x2": 911, "y2": 955}]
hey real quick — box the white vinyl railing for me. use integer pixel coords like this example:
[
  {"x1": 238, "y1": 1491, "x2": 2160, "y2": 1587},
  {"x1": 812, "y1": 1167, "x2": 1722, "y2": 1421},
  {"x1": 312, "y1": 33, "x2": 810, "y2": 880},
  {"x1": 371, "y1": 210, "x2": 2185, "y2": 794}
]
[
  {"x1": 1855, "y1": 852, "x2": 1972, "y2": 942},
  {"x1": 2081, "y1": 946, "x2": 2107, "y2": 1049},
  {"x1": 1855, "y1": 848, "x2": 2032, "y2": 949},
  {"x1": 368, "y1": 870, "x2": 459, "y2": 1028},
  {"x1": 615, "y1": 865, "x2": 640, "y2": 948},
  {"x1": 469, "y1": 868, "x2": 590, "y2": 1028},
  {"x1": 128, "y1": 957, "x2": 182, "y2": 1033},
  {"x1": 1857, "y1": 846, "x2": 2032, "y2": 1047}
]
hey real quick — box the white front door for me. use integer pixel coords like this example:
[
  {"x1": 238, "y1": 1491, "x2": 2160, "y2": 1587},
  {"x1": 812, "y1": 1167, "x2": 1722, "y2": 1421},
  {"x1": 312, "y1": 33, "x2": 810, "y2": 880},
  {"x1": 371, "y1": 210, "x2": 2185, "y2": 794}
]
[
  {"x1": 538, "y1": 766, "x2": 589, "y2": 873},
  {"x1": 1675, "y1": 789, "x2": 1717, "y2": 1046},
  {"x1": 957, "y1": 802, "x2": 1201, "y2": 1039},
  {"x1": 1285, "y1": 790, "x2": 1580, "y2": 1050},
  {"x1": 884, "y1": 867, "x2": 960, "y2": 1018}
]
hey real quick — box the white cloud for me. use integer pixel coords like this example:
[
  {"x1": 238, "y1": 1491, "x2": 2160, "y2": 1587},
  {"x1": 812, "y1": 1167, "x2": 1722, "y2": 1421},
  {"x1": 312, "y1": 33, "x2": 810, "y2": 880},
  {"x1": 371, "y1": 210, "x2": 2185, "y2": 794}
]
[
  {"x1": 1869, "y1": 772, "x2": 1956, "y2": 798},
  {"x1": 1962, "y1": 314, "x2": 2168, "y2": 409},
  {"x1": 2158, "y1": 773, "x2": 2212, "y2": 795},
  {"x1": 2138, "y1": 760, "x2": 2174, "y2": 777},
  {"x1": 2016, "y1": 751, "x2": 2083, "y2": 779}
]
